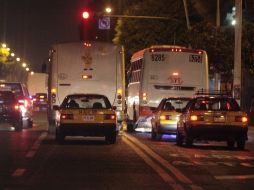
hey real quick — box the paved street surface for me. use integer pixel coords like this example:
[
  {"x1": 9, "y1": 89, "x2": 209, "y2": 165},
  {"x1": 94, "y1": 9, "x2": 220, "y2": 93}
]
[{"x1": 0, "y1": 111, "x2": 254, "y2": 190}]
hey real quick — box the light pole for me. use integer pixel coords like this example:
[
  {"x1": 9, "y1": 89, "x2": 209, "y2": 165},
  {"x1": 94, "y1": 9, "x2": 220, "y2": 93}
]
[{"x1": 233, "y1": 0, "x2": 242, "y2": 106}]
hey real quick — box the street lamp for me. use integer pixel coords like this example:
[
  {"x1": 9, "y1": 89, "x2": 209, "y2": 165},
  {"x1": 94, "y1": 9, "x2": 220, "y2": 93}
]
[
  {"x1": 16, "y1": 57, "x2": 20, "y2": 62},
  {"x1": 26, "y1": 67, "x2": 30, "y2": 71},
  {"x1": 22, "y1": 62, "x2": 27, "y2": 67},
  {"x1": 105, "y1": 7, "x2": 112, "y2": 14},
  {"x1": 11, "y1": 53, "x2": 15, "y2": 57}
]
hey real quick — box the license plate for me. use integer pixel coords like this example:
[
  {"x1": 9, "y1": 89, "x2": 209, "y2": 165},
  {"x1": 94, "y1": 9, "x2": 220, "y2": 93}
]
[
  {"x1": 83, "y1": 115, "x2": 95, "y2": 121},
  {"x1": 214, "y1": 116, "x2": 225, "y2": 122}
]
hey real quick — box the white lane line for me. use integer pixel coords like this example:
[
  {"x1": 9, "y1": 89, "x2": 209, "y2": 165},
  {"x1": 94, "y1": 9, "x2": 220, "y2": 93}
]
[
  {"x1": 12, "y1": 168, "x2": 26, "y2": 177},
  {"x1": 240, "y1": 163, "x2": 254, "y2": 167},
  {"x1": 123, "y1": 137, "x2": 185, "y2": 190},
  {"x1": 124, "y1": 133, "x2": 203, "y2": 190},
  {"x1": 26, "y1": 132, "x2": 47, "y2": 158},
  {"x1": 215, "y1": 175, "x2": 254, "y2": 180}
]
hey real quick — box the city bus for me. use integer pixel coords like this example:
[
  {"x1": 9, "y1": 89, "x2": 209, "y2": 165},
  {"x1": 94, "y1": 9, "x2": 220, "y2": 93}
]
[
  {"x1": 126, "y1": 45, "x2": 209, "y2": 130},
  {"x1": 48, "y1": 41, "x2": 125, "y2": 130}
]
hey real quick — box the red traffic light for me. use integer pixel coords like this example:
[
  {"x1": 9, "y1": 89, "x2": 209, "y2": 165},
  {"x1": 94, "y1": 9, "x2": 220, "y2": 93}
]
[{"x1": 82, "y1": 11, "x2": 90, "y2": 19}]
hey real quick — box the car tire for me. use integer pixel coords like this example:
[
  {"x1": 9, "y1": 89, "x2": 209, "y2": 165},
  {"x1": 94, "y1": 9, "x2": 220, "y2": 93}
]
[
  {"x1": 237, "y1": 138, "x2": 245, "y2": 150},
  {"x1": 14, "y1": 118, "x2": 23, "y2": 132},
  {"x1": 105, "y1": 131, "x2": 117, "y2": 144},
  {"x1": 227, "y1": 140, "x2": 235, "y2": 149},
  {"x1": 185, "y1": 136, "x2": 193, "y2": 147},
  {"x1": 23, "y1": 119, "x2": 33, "y2": 129},
  {"x1": 176, "y1": 131, "x2": 184, "y2": 146},
  {"x1": 151, "y1": 128, "x2": 157, "y2": 140},
  {"x1": 56, "y1": 128, "x2": 65, "y2": 143}
]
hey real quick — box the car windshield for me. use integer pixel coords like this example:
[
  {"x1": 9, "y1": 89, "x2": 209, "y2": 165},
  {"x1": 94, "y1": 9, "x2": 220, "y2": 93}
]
[
  {"x1": 61, "y1": 95, "x2": 112, "y2": 109},
  {"x1": 0, "y1": 91, "x2": 16, "y2": 103},
  {"x1": 162, "y1": 98, "x2": 191, "y2": 112},
  {"x1": 0, "y1": 83, "x2": 24, "y2": 99},
  {"x1": 191, "y1": 97, "x2": 240, "y2": 111}
]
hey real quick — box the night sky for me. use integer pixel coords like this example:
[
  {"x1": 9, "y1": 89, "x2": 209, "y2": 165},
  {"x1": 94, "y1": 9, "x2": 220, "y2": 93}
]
[{"x1": 0, "y1": 0, "x2": 109, "y2": 71}]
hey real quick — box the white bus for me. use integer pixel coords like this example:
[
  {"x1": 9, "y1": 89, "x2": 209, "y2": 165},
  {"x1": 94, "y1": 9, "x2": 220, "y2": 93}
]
[
  {"x1": 48, "y1": 41, "x2": 125, "y2": 126},
  {"x1": 127, "y1": 45, "x2": 209, "y2": 129}
]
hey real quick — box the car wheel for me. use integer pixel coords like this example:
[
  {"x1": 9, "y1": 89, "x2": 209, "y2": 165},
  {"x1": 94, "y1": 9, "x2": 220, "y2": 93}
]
[
  {"x1": 14, "y1": 118, "x2": 23, "y2": 132},
  {"x1": 185, "y1": 136, "x2": 193, "y2": 147},
  {"x1": 56, "y1": 128, "x2": 65, "y2": 143},
  {"x1": 227, "y1": 140, "x2": 235, "y2": 149},
  {"x1": 151, "y1": 128, "x2": 157, "y2": 140},
  {"x1": 176, "y1": 131, "x2": 183, "y2": 146},
  {"x1": 105, "y1": 131, "x2": 117, "y2": 144},
  {"x1": 237, "y1": 138, "x2": 245, "y2": 150}
]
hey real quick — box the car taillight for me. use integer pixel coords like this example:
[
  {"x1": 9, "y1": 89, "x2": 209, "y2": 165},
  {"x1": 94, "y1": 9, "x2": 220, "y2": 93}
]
[
  {"x1": 104, "y1": 114, "x2": 116, "y2": 120},
  {"x1": 61, "y1": 114, "x2": 74, "y2": 120},
  {"x1": 190, "y1": 115, "x2": 198, "y2": 121},
  {"x1": 18, "y1": 99, "x2": 30, "y2": 108},
  {"x1": 14, "y1": 105, "x2": 20, "y2": 110},
  {"x1": 159, "y1": 115, "x2": 172, "y2": 120},
  {"x1": 235, "y1": 116, "x2": 248, "y2": 123}
]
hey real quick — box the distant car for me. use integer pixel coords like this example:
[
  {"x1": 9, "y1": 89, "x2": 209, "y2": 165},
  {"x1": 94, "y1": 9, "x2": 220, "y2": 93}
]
[
  {"x1": 54, "y1": 94, "x2": 117, "y2": 144},
  {"x1": 151, "y1": 97, "x2": 191, "y2": 140},
  {"x1": 0, "y1": 91, "x2": 23, "y2": 131},
  {"x1": 176, "y1": 91, "x2": 248, "y2": 149},
  {"x1": 0, "y1": 82, "x2": 33, "y2": 128},
  {"x1": 32, "y1": 93, "x2": 48, "y2": 109}
]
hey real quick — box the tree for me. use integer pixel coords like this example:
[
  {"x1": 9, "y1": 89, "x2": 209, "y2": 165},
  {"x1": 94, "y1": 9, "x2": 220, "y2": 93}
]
[{"x1": 113, "y1": 0, "x2": 201, "y2": 68}]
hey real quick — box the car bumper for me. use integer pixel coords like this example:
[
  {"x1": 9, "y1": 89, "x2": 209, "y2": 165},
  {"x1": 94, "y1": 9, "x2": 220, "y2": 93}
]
[
  {"x1": 186, "y1": 124, "x2": 248, "y2": 140},
  {"x1": 58, "y1": 123, "x2": 116, "y2": 137},
  {"x1": 157, "y1": 124, "x2": 177, "y2": 134}
]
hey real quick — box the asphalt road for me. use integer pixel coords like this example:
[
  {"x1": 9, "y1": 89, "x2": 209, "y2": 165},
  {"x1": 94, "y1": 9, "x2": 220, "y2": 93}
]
[{"x1": 0, "y1": 111, "x2": 254, "y2": 190}]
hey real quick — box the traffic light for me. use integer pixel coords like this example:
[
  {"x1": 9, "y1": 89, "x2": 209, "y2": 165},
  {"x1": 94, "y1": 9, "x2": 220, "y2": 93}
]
[{"x1": 82, "y1": 11, "x2": 90, "y2": 19}]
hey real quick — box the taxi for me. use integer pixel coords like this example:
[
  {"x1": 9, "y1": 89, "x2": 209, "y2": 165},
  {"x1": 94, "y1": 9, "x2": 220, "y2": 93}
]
[
  {"x1": 54, "y1": 94, "x2": 117, "y2": 144},
  {"x1": 176, "y1": 91, "x2": 248, "y2": 149},
  {"x1": 151, "y1": 97, "x2": 191, "y2": 140}
]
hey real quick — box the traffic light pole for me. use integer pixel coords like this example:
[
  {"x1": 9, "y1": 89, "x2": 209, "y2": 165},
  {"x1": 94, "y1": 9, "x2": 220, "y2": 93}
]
[{"x1": 233, "y1": 0, "x2": 242, "y2": 106}]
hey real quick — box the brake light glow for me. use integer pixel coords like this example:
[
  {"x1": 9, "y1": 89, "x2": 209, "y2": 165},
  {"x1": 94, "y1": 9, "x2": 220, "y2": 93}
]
[
  {"x1": 142, "y1": 92, "x2": 147, "y2": 101},
  {"x1": 172, "y1": 72, "x2": 179, "y2": 76},
  {"x1": 104, "y1": 114, "x2": 116, "y2": 120},
  {"x1": 82, "y1": 75, "x2": 92, "y2": 79},
  {"x1": 14, "y1": 105, "x2": 19, "y2": 110},
  {"x1": 190, "y1": 115, "x2": 198, "y2": 121},
  {"x1": 160, "y1": 115, "x2": 172, "y2": 120},
  {"x1": 61, "y1": 114, "x2": 74, "y2": 120},
  {"x1": 235, "y1": 116, "x2": 248, "y2": 123}
]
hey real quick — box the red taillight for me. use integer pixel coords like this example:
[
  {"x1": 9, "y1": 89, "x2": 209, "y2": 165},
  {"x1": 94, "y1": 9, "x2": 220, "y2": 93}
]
[
  {"x1": 61, "y1": 114, "x2": 74, "y2": 120},
  {"x1": 235, "y1": 116, "x2": 248, "y2": 123},
  {"x1": 190, "y1": 115, "x2": 198, "y2": 121},
  {"x1": 159, "y1": 115, "x2": 172, "y2": 120},
  {"x1": 14, "y1": 105, "x2": 19, "y2": 110},
  {"x1": 104, "y1": 114, "x2": 116, "y2": 120},
  {"x1": 18, "y1": 99, "x2": 30, "y2": 108}
]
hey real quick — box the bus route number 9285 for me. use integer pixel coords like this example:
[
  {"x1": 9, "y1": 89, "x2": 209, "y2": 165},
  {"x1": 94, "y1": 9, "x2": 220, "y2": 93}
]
[{"x1": 151, "y1": 54, "x2": 165, "y2": 62}]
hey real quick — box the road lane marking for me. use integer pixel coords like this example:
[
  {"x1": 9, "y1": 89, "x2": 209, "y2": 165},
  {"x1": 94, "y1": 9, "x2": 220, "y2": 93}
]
[
  {"x1": 12, "y1": 168, "x2": 26, "y2": 177},
  {"x1": 215, "y1": 175, "x2": 254, "y2": 180},
  {"x1": 240, "y1": 163, "x2": 254, "y2": 167},
  {"x1": 26, "y1": 132, "x2": 47, "y2": 158},
  {"x1": 123, "y1": 133, "x2": 203, "y2": 190},
  {"x1": 123, "y1": 137, "x2": 185, "y2": 190}
]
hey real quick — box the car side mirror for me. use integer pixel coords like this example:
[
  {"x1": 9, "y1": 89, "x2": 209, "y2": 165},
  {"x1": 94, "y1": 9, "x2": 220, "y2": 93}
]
[{"x1": 53, "y1": 105, "x2": 60, "y2": 110}]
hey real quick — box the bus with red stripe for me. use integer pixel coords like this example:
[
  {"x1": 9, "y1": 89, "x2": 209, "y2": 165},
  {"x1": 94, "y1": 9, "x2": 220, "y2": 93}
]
[{"x1": 126, "y1": 45, "x2": 209, "y2": 130}]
